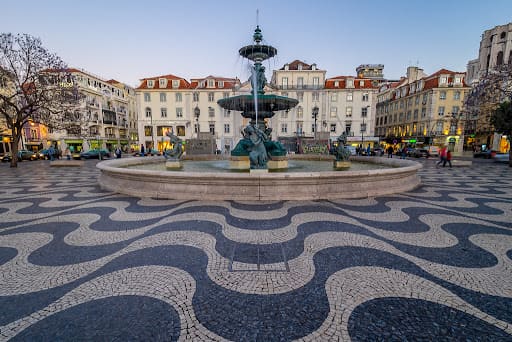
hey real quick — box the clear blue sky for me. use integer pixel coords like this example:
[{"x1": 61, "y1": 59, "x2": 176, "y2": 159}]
[{"x1": 2, "y1": 0, "x2": 511, "y2": 87}]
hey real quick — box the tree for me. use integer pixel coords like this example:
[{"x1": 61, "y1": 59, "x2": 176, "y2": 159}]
[
  {"x1": 0, "y1": 33, "x2": 81, "y2": 167},
  {"x1": 464, "y1": 63, "x2": 512, "y2": 139},
  {"x1": 490, "y1": 101, "x2": 512, "y2": 167}
]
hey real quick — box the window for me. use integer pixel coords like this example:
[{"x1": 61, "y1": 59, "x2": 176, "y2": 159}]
[
  {"x1": 144, "y1": 126, "x2": 153, "y2": 136},
  {"x1": 361, "y1": 107, "x2": 368, "y2": 117},
  {"x1": 331, "y1": 93, "x2": 338, "y2": 102},
  {"x1": 436, "y1": 121, "x2": 443, "y2": 135},
  {"x1": 147, "y1": 80, "x2": 154, "y2": 88},
  {"x1": 346, "y1": 106, "x2": 352, "y2": 117},
  {"x1": 360, "y1": 80, "x2": 365, "y2": 87},
  {"x1": 297, "y1": 77, "x2": 304, "y2": 89},
  {"x1": 208, "y1": 107, "x2": 215, "y2": 117},
  {"x1": 454, "y1": 91, "x2": 461, "y2": 100},
  {"x1": 281, "y1": 123, "x2": 288, "y2": 133},
  {"x1": 176, "y1": 107, "x2": 183, "y2": 118},
  {"x1": 176, "y1": 126, "x2": 185, "y2": 136},
  {"x1": 330, "y1": 124, "x2": 336, "y2": 132},
  {"x1": 439, "y1": 91, "x2": 446, "y2": 100},
  {"x1": 347, "y1": 92, "x2": 353, "y2": 101},
  {"x1": 159, "y1": 78, "x2": 166, "y2": 88},
  {"x1": 413, "y1": 109, "x2": 418, "y2": 119},
  {"x1": 362, "y1": 93, "x2": 369, "y2": 101},
  {"x1": 160, "y1": 93, "x2": 166, "y2": 102},
  {"x1": 224, "y1": 124, "x2": 230, "y2": 133},
  {"x1": 406, "y1": 111, "x2": 411, "y2": 120},
  {"x1": 145, "y1": 107, "x2": 152, "y2": 118},
  {"x1": 312, "y1": 92, "x2": 319, "y2": 101},
  {"x1": 334, "y1": 81, "x2": 339, "y2": 87},
  {"x1": 423, "y1": 93, "x2": 428, "y2": 104},
  {"x1": 223, "y1": 109, "x2": 230, "y2": 117},
  {"x1": 421, "y1": 108, "x2": 426, "y2": 117},
  {"x1": 175, "y1": 93, "x2": 182, "y2": 102},
  {"x1": 330, "y1": 107, "x2": 337, "y2": 118},
  {"x1": 208, "y1": 92, "x2": 215, "y2": 102},
  {"x1": 208, "y1": 79, "x2": 215, "y2": 88},
  {"x1": 452, "y1": 106, "x2": 460, "y2": 116},
  {"x1": 347, "y1": 79, "x2": 354, "y2": 88},
  {"x1": 219, "y1": 81, "x2": 224, "y2": 88},
  {"x1": 296, "y1": 122, "x2": 303, "y2": 135},
  {"x1": 297, "y1": 106, "x2": 303, "y2": 119},
  {"x1": 282, "y1": 77, "x2": 288, "y2": 89},
  {"x1": 345, "y1": 124, "x2": 351, "y2": 134},
  {"x1": 172, "y1": 80, "x2": 180, "y2": 88},
  {"x1": 193, "y1": 92, "x2": 199, "y2": 102},
  {"x1": 223, "y1": 92, "x2": 229, "y2": 98},
  {"x1": 209, "y1": 123, "x2": 215, "y2": 135},
  {"x1": 144, "y1": 93, "x2": 151, "y2": 102},
  {"x1": 313, "y1": 77, "x2": 319, "y2": 88},
  {"x1": 161, "y1": 108, "x2": 167, "y2": 118},
  {"x1": 440, "y1": 76, "x2": 447, "y2": 84},
  {"x1": 281, "y1": 111, "x2": 288, "y2": 119},
  {"x1": 438, "y1": 106, "x2": 445, "y2": 116},
  {"x1": 415, "y1": 95, "x2": 420, "y2": 105}
]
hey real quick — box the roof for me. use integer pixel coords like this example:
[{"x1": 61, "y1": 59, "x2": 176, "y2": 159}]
[
  {"x1": 324, "y1": 76, "x2": 378, "y2": 89},
  {"x1": 279, "y1": 60, "x2": 319, "y2": 71},
  {"x1": 136, "y1": 74, "x2": 191, "y2": 90}
]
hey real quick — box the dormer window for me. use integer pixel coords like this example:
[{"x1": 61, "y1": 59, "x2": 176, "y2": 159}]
[
  {"x1": 298, "y1": 64, "x2": 303, "y2": 70},
  {"x1": 199, "y1": 81, "x2": 205, "y2": 88},
  {"x1": 334, "y1": 81, "x2": 339, "y2": 88},
  {"x1": 440, "y1": 76, "x2": 448, "y2": 84},
  {"x1": 347, "y1": 79, "x2": 354, "y2": 88},
  {"x1": 454, "y1": 76, "x2": 462, "y2": 84},
  {"x1": 147, "y1": 80, "x2": 154, "y2": 88},
  {"x1": 312, "y1": 64, "x2": 317, "y2": 71},
  {"x1": 159, "y1": 78, "x2": 167, "y2": 88},
  {"x1": 218, "y1": 81, "x2": 224, "y2": 88},
  {"x1": 208, "y1": 79, "x2": 215, "y2": 88},
  {"x1": 359, "y1": 80, "x2": 364, "y2": 87},
  {"x1": 284, "y1": 64, "x2": 289, "y2": 70},
  {"x1": 172, "y1": 80, "x2": 180, "y2": 88}
]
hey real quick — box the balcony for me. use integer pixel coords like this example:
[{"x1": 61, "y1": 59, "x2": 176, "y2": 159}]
[{"x1": 103, "y1": 120, "x2": 117, "y2": 125}]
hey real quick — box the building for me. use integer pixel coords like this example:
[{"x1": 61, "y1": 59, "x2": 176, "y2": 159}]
[
  {"x1": 375, "y1": 66, "x2": 470, "y2": 153},
  {"x1": 39, "y1": 68, "x2": 136, "y2": 154},
  {"x1": 135, "y1": 74, "x2": 240, "y2": 153},
  {"x1": 465, "y1": 22, "x2": 512, "y2": 152}
]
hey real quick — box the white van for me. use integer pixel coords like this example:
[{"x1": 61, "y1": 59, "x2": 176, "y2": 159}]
[{"x1": 428, "y1": 146, "x2": 439, "y2": 157}]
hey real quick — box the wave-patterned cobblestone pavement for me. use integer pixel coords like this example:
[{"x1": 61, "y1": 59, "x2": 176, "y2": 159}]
[{"x1": 0, "y1": 159, "x2": 511, "y2": 341}]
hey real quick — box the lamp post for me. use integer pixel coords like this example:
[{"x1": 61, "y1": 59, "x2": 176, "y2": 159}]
[
  {"x1": 194, "y1": 105, "x2": 200, "y2": 139},
  {"x1": 312, "y1": 105, "x2": 319, "y2": 140}
]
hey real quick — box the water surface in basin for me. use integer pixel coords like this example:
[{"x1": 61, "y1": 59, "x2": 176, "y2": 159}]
[{"x1": 124, "y1": 160, "x2": 391, "y2": 173}]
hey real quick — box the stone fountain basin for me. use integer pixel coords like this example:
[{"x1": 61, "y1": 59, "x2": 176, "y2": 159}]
[{"x1": 97, "y1": 156, "x2": 422, "y2": 200}]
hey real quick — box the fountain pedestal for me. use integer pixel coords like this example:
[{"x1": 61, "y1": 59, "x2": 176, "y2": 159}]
[
  {"x1": 333, "y1": 160, "x2": 351, "y2": 170},
  {"x1": 230, "y1": 156, "x2": 250, "y2": 170},
  {"x1": 268, "y1": 156, "x2": 288, "y2": 170}
]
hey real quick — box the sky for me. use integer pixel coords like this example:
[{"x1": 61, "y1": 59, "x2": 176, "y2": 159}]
[{"x1": 2, "y1": 0, "x2": 512, "y2": 87}]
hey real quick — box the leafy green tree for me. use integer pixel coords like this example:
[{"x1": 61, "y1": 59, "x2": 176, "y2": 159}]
[
  {"x1": 491, "y1": 101, "x2": 512, "y2": 167},
  {"x1": 0, "y1": 33, "x2": 80, "y2": 167}
]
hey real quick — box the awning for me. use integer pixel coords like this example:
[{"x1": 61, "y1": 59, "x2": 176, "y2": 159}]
[{"x1": 65, "y1": 140, "x2": 83, "y2": 144}]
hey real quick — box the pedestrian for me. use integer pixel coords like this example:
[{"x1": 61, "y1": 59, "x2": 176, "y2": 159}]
[
  {"x1": 48, "y1": 145, "x2": 55, "y2": 161},
  {"x1": 387, "y1": 146, "x2": 394, "y2": 158},
  {"x1": 436, "y1": 146, "x2": 447, "y2": 167},
  {"x1": 443, "y1": 149, "x2": 452, "y2": 168},
  {"x1": 400, "y1": 146, "x2": 407, "y2": 159},
  {"x1": 115, "y1": 146, "x2": 122, "y2": 158},
  {"x1": 65, "y1": 147, "x2": 71, "y2": 160},
  {"x1": 366, "y1": 145, "x2": 371, "y2": 156},
  {"x1": 140, "y1": 144, "x2": 145, "y2": 157}
]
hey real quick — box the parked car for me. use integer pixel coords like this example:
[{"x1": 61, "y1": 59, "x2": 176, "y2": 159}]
[
  {"x1": 346, "y1": 146, "x2": 357, "y2": 156},
  {"x1": 80, "y1": 148, "x2": 111, "y2": 159},
  {"x1": 1, "y1": 150, "x2": 37, "y2": 162},
  {"x1": 371, "y1": 148, "x2": 384, "y2": 156},
  {"x1": 413, "y1": 148, "x2": 430, "y2": 158},
  {"x1": 427, "y1": 146, "x2": 439, "y2": 157},
  {"x1": 37, "y1": 148, "x2": 61, "y2": 160},
  {"x1": 473, "y1": 149, "x2": 494, "y2": 159},
  {"x1": 133, "y1": 148, "x2": 162, "y2": 157},
  {"x1": 493, "y1": 152, "x2": 510, "y2": 163}
]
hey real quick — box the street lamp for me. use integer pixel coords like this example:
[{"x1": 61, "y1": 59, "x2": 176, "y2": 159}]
[
  {"x1": 312, "y1": 105, "x2": 319, "y2": 139},
  {"x1": 194, "y1": 105, "x2": 200, "y2": 139}
]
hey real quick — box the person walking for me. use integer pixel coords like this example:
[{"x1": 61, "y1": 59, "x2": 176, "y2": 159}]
[
  {"x1": 436, "y1": 146, "x2": 447, "y2": 167},
  {"x1": 387, "y1": 146, "x2": 394, "y2": 158},
  {"x1": 140, "y1": 144, "x2": 145, "y2": 157},
  {"x1": 443, "y1": 149, "x2": 452, "y2": 168}
]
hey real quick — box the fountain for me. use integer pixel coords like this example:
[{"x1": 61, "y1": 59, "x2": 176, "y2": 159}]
[
  {"x1": 217, "y1": 26, "x2": 298, "y2": 171},
  {"x1": 96, "y1": 26, "x2": 422, "y2": 200}
]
